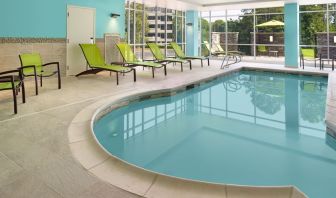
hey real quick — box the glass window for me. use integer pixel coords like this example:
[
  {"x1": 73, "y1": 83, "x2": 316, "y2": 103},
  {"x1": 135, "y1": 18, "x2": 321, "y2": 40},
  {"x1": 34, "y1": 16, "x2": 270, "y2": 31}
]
[
  {"x1": 200, "y1": 12, "x2": 210, "y2": 56},
  {"x1": 300, "y1": 11, "x2": 327, "y2": 46},
  {"x1": 255, "y1": 7, "x2": 283, "y2": 14},
  {"x1": 125, "y1": 2, "x2": 185, "y2": 59}
]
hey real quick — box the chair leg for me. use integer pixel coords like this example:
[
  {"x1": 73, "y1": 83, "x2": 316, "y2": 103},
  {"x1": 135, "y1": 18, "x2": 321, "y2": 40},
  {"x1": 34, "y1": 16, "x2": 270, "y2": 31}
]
[
  {"x1": 12, "y1": 87, "x2": 17, "y2": 114},
  {"x1": 164, "y1": 65, "x2": 167, "y2": 76},
  {"x1": 207, "y1": 58, "x2": 210, "y2": 66},
  {"x1": 34, "y1": 73, "x2": 39, "y2": 95},
  {"x1": 189, "y1": 60, "x2": 192, "y2": 70},
  {"x1": 152, "y1": 67, "x2": 155, "y2": 78},
  {"x1": 201, "y1": 59, "x2": 203, "y2": 67},
  {"x1": 116, "y1": 72, "x2": 119, "y2": 85},
  {"x1": 57, "y1": 64, "x2": 61, "y2": 89},
  {"x1": 22, "y1": 82, "x2": 26, "y2": 103},
  {"x1": 180, "y1": 62, "x2": 183, "y2": 72},
  {"x1": 40, "y1": 75, "x2": 43, "y2": 87},
  {"x1": 133, "y1": 69, "x2": 136, "y2": 82}
]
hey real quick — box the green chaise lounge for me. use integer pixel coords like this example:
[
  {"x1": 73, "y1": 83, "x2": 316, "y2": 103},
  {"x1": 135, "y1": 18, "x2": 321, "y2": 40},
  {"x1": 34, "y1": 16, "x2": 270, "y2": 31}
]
[
  {"x1": 204, "y1": 41, "x2": 241, "y2": 68},
  {"x1": 78, "y1": 44, "x2": 136, "y2": 85},
  {"x1": 170, "y1": 42, "x2": 210, "y2": 68},
  {"x1": 147, "y1": 42, "x2": 191, "y2": 71},
  {"x1": 204, "y1": 41, "x2": 225, "y2": 56},
  {"x1": 0, "y1": 69, "x2": 25, "y2": 114},
  {"x1": 19, "y1": 53, "x2": 61, "y2": 95},
  {"x1": 214, "y1": 42, "x2": 243, "y2": 60},
  {"x1": 116, "y1": 42, "x2": 166, "y2": 78}
]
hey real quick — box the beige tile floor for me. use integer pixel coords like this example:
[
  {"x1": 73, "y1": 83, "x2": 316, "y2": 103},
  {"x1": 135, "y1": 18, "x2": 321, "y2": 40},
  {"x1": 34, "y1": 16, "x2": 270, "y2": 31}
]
[{"x1": 0, "y1": 59, "x2": 332, "y2": 197}]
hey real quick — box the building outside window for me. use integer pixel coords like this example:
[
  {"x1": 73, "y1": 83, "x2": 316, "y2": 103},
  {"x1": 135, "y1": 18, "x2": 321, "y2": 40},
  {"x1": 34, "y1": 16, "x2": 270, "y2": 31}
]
[
  {"x1": 300, "y1": 3, "x2": 336, "y2": 62},
  {"x1": 199, "y1": 7, "x2": 284, "y2": 62},
  {"x1": 125, "y1": 1, "x2": 186, "y2": 60}
]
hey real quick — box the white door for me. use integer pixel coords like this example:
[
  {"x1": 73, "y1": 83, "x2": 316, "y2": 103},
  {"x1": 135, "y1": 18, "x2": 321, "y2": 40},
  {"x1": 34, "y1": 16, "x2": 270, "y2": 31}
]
[{"x1": 66, "y1": 6, "x2": 95, "y2": 76}]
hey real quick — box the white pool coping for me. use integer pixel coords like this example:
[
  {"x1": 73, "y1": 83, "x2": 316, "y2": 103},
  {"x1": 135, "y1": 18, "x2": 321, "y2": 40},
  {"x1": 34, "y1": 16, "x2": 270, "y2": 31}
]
[{"x1": 67, "y1": 65, "x2": 335, "y2": 198}]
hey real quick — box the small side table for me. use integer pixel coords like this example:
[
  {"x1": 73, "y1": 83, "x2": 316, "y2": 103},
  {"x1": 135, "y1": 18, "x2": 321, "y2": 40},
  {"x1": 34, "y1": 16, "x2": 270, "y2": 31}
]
[
  {"x1": 320, "y1": 55, "x2": 335, "y2": 71},
  {"x1": 269, "y1": 50, "x2": 278, "y2": 57}
]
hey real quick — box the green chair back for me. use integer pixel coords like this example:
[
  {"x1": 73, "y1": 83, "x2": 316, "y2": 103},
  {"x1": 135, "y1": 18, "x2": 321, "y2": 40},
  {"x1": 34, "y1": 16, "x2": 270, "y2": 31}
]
[
  {"x1": 301, "y1": 48, "x2": 315, "y2": 59},
  {"x1": 116, "y1": 42, "x2": 138, "y2": 62},
  {"x1": 147, "y1": 43, "x2": 165, "y2": 60},
  {"x1": 19, "y1": 53, "x2": 43, "y2": 75},
  {"x1": 257, "y1": 45, "x2": 267, "y2": 53},
  {"x1": 205, "y1": 41, "x2": 220, "y2": 54},
  {"x1": 215, "y1": 43, "x2": 225, "y2": 52},
  {"x1": 170, "y1": 42, "x2": 186, "y2": 58},
  {"x1": 79, "y1": 44, "x2": 105, "y2": 67}
]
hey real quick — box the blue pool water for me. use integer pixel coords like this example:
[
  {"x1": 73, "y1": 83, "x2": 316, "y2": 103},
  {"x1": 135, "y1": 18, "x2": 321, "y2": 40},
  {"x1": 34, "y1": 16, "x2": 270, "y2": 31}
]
[{"x1": 94, "y1": 70, "x2": 335, "y2": 198}]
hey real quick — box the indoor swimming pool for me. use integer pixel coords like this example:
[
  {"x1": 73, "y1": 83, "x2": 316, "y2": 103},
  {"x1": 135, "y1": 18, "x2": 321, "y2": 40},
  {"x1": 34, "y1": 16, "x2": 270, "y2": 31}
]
[{"x1": 93, "y1": 70, "x2": 334, "y2": 198}]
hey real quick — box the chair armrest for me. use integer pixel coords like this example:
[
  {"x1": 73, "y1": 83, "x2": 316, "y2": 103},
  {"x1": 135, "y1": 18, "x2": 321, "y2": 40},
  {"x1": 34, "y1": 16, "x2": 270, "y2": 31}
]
[
  {"x1": 0, "y1": 75, "x2": 14, "y2": 82},
  {"x1": 21, "y1": 65, "x2": 37, "y2": 69},
  {"x1": 42, "y1": 62, "x2": 59, "y2": 67},
  {"x1": 0, "y1": 69, "x2": 20, "y2": 76}
]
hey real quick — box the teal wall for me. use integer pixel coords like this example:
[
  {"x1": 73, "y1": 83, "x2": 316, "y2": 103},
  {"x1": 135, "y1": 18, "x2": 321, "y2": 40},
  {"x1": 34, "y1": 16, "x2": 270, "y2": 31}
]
[
  {"x1": 0, "y1": 0, "x2": 125, "y2": 38},
  {"x1": 284, "y1": 3, "x2": 299, "y2": 67},
  {"x1": 186, "y1": 10, "x2": 199, "y2": 56}
]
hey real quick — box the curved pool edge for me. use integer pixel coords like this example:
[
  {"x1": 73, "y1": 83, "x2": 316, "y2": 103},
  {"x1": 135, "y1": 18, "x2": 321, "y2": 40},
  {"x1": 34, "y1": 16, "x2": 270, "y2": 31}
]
[{"x1": 65, "y1": 66, "x2": 334, "y2": 198}]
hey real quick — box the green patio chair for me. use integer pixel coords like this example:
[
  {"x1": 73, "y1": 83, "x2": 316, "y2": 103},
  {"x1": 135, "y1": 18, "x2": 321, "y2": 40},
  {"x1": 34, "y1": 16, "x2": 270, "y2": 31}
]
[
  {"x1": 170, "y1": 42, "x2": 210, "y2": 68},
  {"x1": 19, "y1": 53, "x2": 61, "y2": 95},
  {"x1": 116, "y1": 42, "x2": 166, "y2": 78},
  {"x1": 257, "y1": 45, "x2": 268, "y2": 55},
  {"x1": 300, "y1": 48, "x2": 318, "y2": 69},
  {"x1": 78, "y1": 44, "x2": 136, "y2": 85},
  {"x1": 0, "y1": 69, "x2": 25, "y2": 114},
  {"x1": 147, "y1": 43, "x2": 191, "y2": 71}
]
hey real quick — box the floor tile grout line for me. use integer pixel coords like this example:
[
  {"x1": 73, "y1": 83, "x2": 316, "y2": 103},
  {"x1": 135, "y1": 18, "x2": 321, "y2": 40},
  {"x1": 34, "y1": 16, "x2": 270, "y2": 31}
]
[
  {"x1": 87, "y1": 157, "x2": 111, "y2": 171},
  {"x1": 68, "y1": 138, "x2": 89, "y2": 144},
  {"x1": 143, "y1": 174, "x2": 158, "y2": 197}
]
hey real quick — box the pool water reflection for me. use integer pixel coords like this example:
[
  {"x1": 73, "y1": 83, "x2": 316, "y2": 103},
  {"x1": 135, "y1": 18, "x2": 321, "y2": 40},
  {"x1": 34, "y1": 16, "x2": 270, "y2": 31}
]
[{"x1": 94, "y1": 71, "x2": 334, "y2": 198}]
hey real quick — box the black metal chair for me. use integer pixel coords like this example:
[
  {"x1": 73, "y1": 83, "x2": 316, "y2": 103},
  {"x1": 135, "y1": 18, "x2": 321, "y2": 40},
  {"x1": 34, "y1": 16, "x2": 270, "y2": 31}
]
[{"x1": 0, "y1": 69, "x2": 26, "y2": 114}]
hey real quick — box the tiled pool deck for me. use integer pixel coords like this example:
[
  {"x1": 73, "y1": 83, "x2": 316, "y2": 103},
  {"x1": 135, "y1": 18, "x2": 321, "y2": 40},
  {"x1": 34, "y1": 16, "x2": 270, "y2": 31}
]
[{"x1": 0, "y1": 60, "x2": 333, "y2": 197}]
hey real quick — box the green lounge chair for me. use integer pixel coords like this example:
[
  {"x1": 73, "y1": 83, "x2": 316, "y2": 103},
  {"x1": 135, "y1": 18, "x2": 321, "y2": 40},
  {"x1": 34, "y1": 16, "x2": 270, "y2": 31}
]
[
  {"x1": 214, "y1": 43, "x2": 244, "y2": 58},
  {"x1": 170, "y1": 42, "x2": 209, "y2": 68},
  {"x1": 147, "y1": 43, "x2": 191, "y2": 71},
  {"x1": 208, "y1": 42, "x2": 242, "y2": 68},
  {"x1": 19, "y1": 53, "x2": 61, "y2": 95},
  {"x1": 116, "y1": 42, "x2": 166, "y2": 78},
  {"x1": 0, "y1": 69, "x2": 25, "y2": 114},
  {"x1": 204, "y1": 41, "x2": 225, "y2": 56},
  {"x1": 300, "y1": 48, "x2": 318, "y2": 69},
  {"x1": 78, "y1": 44, "x2": 136, "y2": 85}
]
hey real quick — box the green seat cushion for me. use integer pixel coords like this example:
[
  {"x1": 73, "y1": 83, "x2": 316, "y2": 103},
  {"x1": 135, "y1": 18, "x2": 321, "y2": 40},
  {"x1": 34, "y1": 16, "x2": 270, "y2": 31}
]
[
  {"x1": 301, "y1": 48, "x2": 316, "y2": 59},
  {"x1": 20, "y1": 53, "x2": 43, "y2": 75},
  {"x1": 0, "y1": 81, "x2": 19, "y2": 90},
  {"x1": 79, "y1": 44, "x2": 106, "y2": 66},
  {"x1": 147, "y1": 43, "x2": 165, "y2": 61},
  {"x1": 164, "y1": 58, "x2": 185, "y2": 63},
  {"x1": 170, "y1": 42, "x2": 186, "y2": 59},
  {"x1": 116, "y1": 43, "x2": 138, "y2": 62},
  {"x1": 93, "y1": 64, "x2": 132, "y2": 72},
  {"x1": 128, "y1": 61, "x2": 162, "y2": 68}
]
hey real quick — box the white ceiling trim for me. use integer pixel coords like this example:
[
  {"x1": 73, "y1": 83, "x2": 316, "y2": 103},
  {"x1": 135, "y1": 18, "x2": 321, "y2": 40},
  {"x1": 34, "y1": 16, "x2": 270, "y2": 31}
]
[{"x1": 129, "y1": 0, "x2": 335, "y2": 11}]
